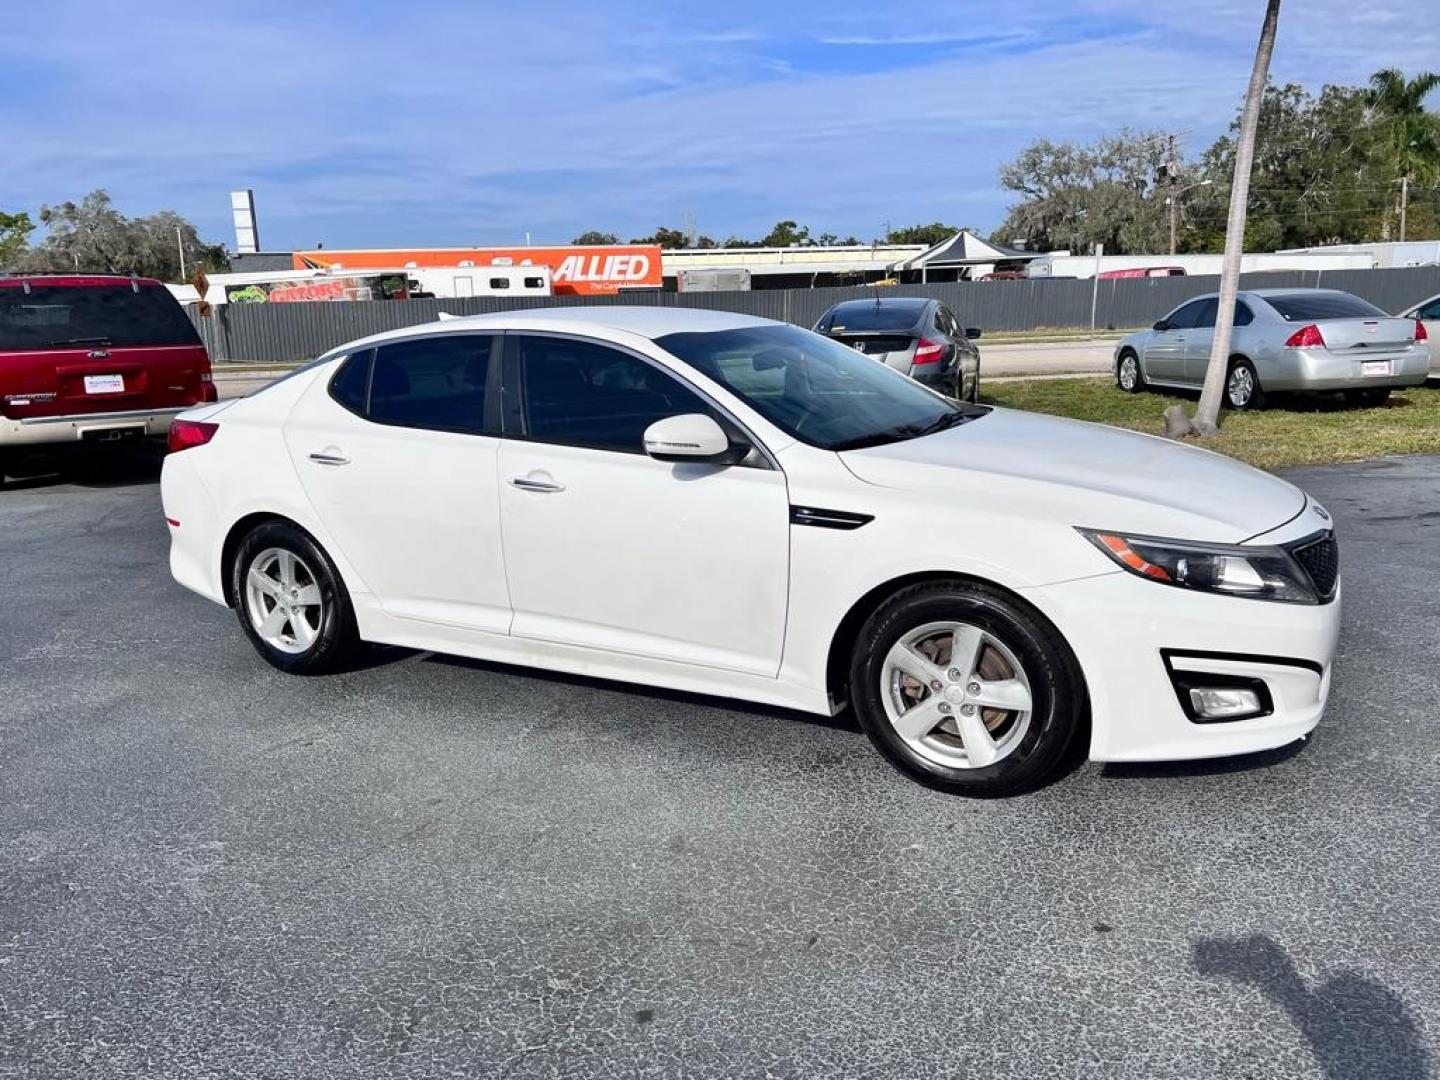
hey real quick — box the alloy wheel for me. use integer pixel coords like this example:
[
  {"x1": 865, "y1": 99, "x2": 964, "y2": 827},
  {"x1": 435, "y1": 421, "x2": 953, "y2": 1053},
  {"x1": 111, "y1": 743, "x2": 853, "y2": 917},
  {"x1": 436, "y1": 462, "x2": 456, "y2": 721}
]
[
  {"x1": 880, "y1": 621, "x2": 1033, "y2": 769},
  {"x1": 245, "y1": 547, "x2": 324, "y2": 655},
  {"x1": 1118, "y1": 355, "x2": 1139, "y2": 390},
  {"x1": 1227, "y1": 366, "x2": 1254, "y2": 407}
]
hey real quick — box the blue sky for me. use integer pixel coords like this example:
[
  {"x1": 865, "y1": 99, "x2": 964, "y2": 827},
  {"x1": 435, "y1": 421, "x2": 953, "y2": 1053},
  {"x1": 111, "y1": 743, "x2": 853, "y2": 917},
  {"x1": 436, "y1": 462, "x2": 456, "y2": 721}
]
[{"x1": 1, "y1": 1, "x2": 1436, "y2": 251}]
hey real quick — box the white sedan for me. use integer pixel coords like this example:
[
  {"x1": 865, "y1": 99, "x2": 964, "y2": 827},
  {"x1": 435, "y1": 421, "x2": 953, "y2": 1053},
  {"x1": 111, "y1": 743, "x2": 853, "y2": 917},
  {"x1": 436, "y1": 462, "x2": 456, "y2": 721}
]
[{"x1": 162, "y1": 308, "x2": 1340, "y2": 796}]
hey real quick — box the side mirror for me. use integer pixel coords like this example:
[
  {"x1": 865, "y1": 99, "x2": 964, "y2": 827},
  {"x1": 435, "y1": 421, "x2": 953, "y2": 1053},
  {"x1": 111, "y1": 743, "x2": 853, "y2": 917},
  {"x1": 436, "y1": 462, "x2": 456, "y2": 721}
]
[
  {"x1": 1153, "y1": 319, "x2": 1170, "y2": 332},
  {"x1": 964, "y1": 327, "x2": 982, "y2": 340},
  {"x1": 643, "y1": 414, "x2": 745, "y2": 465}
]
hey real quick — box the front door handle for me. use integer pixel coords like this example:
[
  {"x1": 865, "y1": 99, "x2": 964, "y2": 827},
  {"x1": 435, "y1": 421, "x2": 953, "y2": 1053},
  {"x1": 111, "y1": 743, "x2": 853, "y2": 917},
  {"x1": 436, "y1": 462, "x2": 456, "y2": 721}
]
[
  {"x1": 309, "y1": 452, "x2": 350, "y2": 466},
  {"x1": 510, "y1": 477, "x2": 565, "y2": 493}
]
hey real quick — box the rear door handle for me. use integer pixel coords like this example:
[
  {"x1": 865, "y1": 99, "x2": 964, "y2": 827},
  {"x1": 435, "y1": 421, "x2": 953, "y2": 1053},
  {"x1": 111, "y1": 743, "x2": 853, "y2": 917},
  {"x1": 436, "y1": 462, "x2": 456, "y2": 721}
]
[
  {"x1": 309, "y1": 452, "x2": 350, "y2": 466},
  {"x1": 510, "y1": 477, "x2": 564, "y2": 493}
]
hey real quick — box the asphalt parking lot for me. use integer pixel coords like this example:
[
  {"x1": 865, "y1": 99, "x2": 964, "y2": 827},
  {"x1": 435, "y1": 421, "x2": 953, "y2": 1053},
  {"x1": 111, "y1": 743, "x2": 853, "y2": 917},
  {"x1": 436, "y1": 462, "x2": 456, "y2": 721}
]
[{"x1": 2, "y1": 451, "x2": 1437, "y2": 1079}]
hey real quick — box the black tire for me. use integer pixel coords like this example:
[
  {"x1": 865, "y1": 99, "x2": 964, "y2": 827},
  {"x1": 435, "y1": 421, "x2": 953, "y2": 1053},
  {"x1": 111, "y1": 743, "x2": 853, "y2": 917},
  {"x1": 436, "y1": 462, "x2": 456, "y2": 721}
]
[
  {"x1": 230, "y1": 521, "x2": 359, "y2": 675},
  {"x1": 968, "y1": 363, "x2": 981, "y2": 403},
  {"x1": 1116, "y1": 349, "x2": 1145, "y2": 393},
  {"x1": 1223, "y1": 358, "x2": 1265, "y2": 410},
  {"x1": 1344, "y1": 387, "x2": 1391, "y2": 408},
  {"x1": 848, "y1": 581, "x2": 1087, "y2": 797}
]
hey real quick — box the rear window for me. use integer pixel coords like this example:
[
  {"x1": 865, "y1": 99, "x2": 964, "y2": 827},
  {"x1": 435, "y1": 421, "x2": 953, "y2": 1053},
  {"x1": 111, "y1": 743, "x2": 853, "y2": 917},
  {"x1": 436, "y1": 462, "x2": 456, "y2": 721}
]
[
  {"x1": 0, "y1": 284, "x2": 201, "y2": 351},
  {"x1": 1265, "y1": 293, "x2": 1386, "y2": 322},
  {"x1": 826, "y1": 302, "x2": 927, "y2": 333}
]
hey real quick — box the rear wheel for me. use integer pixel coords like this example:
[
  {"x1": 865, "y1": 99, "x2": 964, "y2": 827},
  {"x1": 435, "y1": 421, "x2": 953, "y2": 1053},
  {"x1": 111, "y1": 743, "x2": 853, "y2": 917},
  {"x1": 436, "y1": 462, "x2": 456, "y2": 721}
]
[
  {"x1": 849, "y1": 581, "x2": 1086, "y2": 797},
  {"x1": 1344, "y1": 387, "x2": 1391, "y2": 408},
  {"x1": 1224, "y1": 359, "x2": 1265, "y2": 410},
  {"x1": 231, "y1": 521, "x2": 359, "y2": 675},
  {"x1": 1116, "y1": 350, "x2": 1144, "y2": 393}
]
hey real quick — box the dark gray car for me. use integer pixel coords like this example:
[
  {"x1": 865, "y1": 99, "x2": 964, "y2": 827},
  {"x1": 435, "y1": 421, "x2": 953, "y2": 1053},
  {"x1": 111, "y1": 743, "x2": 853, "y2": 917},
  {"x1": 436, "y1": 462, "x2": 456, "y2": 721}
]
[{"x1": 814, "y1": 297, "x2": 982, "y2": 402}]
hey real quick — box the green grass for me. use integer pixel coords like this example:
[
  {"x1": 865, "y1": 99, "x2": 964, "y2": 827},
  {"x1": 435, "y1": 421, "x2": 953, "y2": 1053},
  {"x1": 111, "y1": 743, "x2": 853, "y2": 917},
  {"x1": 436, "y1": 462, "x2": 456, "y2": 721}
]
[{"x1": 980, "y1": 377, "x2": 1440, "y2": 470}]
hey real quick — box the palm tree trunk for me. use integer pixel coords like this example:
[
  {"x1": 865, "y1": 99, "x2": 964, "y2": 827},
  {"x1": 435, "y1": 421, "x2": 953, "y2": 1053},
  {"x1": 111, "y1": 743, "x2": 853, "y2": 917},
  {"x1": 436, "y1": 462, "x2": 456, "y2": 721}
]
[{"x1": 1189, "y1": 0, "x2": 1281, "y2": 436}]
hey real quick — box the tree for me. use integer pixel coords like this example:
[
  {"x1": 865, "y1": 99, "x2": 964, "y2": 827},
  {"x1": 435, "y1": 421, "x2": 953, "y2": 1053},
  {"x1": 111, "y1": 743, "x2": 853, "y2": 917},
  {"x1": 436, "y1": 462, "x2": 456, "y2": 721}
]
[
  {"x1": 1363, "y1": 67, "x2": 1440, "y2": 239},
  {"x1": 629, "y1": 226, "x2": 691, "y2": 249},
  {"x1": 1192, "y1": 82, "x2": 1386, "y2": 252},
  {"x1": 0, "y1": 209, "x2": 34, "y2": 268},
  {"x1": 885, "y1": 222, "x2": 959, "y2": 246},
  {"x1": 990, "y1": 132, "x2": 1175, "y2": 254},
  {"x1": 759, "y1": 220, "x2": 811, "y2": 247},
  {"x1": 23, "y1": 190, "x2": 227, "y2": 279},
  {"x1": 1186, "y1": 0, "x2": 1281, "y2": 438},
  {"x1": 572, "y1": 230, "x2": 620, "y2": 245}
]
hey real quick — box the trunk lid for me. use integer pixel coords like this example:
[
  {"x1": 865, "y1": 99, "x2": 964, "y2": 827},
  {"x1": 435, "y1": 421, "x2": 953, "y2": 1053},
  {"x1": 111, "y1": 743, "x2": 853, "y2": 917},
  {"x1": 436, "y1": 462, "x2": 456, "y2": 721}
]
[
  {"x1": 1309, "y1": 317, "x2": 1417, "y2": 352},
  {"x1": 1, "y1": 343, "x2": 211, "y2": 420},
  {"x1": 825, "y1": 332, "x2": 917, "y2": 369}
]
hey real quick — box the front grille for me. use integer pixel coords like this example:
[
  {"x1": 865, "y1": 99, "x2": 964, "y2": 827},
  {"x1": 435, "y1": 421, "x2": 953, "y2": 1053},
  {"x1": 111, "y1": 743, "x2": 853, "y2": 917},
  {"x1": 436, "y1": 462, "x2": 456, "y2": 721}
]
[{"x1": 1289, "y1": 532, "x2": 1339, "y2": 600}]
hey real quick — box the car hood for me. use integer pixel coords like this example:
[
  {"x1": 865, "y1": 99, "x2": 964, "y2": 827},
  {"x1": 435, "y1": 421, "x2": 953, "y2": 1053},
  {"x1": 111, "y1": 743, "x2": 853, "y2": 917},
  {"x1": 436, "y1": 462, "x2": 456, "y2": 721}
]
[{"x1": 839, "y1": 407, "x2": 1306, "y2": 543}]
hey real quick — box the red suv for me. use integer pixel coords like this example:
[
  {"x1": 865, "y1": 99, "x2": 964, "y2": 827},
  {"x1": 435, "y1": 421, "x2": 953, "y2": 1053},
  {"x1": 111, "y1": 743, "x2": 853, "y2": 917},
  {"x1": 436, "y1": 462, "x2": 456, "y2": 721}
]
[{"x1": 0, "y1": 274, "x2": 216, "y2": 478}]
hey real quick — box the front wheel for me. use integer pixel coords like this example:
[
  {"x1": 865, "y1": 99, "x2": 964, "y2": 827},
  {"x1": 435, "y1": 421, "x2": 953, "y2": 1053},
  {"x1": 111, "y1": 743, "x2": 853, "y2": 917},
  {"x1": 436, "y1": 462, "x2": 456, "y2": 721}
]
[
  {"x1": 1116, "y1": 350, "x2": 1144, "y2": 393},
  {"x1": 849, "y1": 581, "x2": 1087, "y2": 796},
  {"x1": 231, "y1": 521, "x2": 359, "y2": 675}
]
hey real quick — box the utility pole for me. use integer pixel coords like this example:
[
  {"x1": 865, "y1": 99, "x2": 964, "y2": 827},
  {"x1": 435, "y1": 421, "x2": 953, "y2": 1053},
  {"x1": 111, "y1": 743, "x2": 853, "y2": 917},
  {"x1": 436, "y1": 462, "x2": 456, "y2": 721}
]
[
  {"x1": 1400, "y1": 176, "x2": 1409, "y2": 242},
  {"x1": 1166, "y1": 134, "x2": 1180, "y2": 257},
  {"x1": 175, "y1": 224, "x2": 187, "y2": 280},
  {"x1": 1089, "y1": 242, "x2": 1104, "y2": 338}
]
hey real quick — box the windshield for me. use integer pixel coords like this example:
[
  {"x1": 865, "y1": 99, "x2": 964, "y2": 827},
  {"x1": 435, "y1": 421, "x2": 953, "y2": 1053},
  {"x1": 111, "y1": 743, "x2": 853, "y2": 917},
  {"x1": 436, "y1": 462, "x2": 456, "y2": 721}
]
[
  {"x1": 0, "y1": 284, "x2": 202, "y2": 351},
  {"x1": 825, "y1": 301, "x2": 927, "y2": 333},
  {"x1": 657, "y1": 323, "x2": 985, "y2": 451},
  {"x1": 1265, "y1": 292, "x2": 1386, "y2": 321}
]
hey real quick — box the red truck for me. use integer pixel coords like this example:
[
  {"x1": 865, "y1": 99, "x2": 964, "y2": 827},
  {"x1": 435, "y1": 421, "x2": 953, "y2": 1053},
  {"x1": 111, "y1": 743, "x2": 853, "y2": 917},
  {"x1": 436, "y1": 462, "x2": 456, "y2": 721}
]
[{"x1": 0, "y1": 274, "x2": 215, "y2": 481}]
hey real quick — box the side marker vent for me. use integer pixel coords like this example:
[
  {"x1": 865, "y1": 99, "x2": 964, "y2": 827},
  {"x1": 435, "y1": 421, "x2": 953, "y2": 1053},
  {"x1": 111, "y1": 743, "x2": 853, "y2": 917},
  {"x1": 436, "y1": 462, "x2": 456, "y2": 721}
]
[{"x1": 790, "y1": 506, "x2": 874, "y2": 531}]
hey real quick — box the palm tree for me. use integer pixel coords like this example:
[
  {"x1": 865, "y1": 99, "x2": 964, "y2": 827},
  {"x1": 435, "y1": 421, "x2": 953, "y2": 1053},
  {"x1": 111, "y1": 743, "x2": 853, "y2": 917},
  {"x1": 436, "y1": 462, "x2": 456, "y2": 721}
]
[
  {"x1": 1364, "y1": 68, "x2": 1440, "y2": 240},
  {"x1": 1184, "y1": 0, "x2": 1281, "y2": 437}
]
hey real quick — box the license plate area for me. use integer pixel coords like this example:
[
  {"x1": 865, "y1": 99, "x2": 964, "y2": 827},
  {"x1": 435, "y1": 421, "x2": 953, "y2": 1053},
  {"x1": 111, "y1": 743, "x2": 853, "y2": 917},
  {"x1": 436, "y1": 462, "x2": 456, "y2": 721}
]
[
  {"x1": 84, "y1": 374, "x2": 126, "y2": 394},
  {"x1": 81, "y1": 426, "x2": 144, "y2": 444},
  {"x1": 1360, "y1": 360, "x2": 1392, "y2": 377}
]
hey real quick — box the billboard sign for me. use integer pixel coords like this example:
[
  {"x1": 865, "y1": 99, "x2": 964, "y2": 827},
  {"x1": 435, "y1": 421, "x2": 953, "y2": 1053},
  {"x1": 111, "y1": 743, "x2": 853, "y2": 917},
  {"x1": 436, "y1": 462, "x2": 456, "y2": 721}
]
[{"x1": 293, "y1": 245, "x2": 664, "y2": 296}]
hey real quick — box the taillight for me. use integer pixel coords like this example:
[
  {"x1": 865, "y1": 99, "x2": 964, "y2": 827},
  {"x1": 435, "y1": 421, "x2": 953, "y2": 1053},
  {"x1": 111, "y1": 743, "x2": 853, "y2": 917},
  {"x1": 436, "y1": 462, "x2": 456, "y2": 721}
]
[
  {"x1": 167, "y1": 419, "x2": 218, "y2": 454},
  {"x1": 1416, "y1": 319, "x2": 1428, "y2": 343},
  {"x1": 201, "y1": 382, "x2": 219, "y2": 403},
  {"x1": 1284, "y1": 324, "x2": 1325, "y2": 348},
  {"x1": 913, "y1": 338, "x2": 946, "y2": 364}
]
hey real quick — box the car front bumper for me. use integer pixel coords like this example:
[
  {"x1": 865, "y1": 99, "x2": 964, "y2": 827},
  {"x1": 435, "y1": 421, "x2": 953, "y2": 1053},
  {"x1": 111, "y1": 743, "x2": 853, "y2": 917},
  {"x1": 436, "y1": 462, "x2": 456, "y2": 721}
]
[
  {"x1": 1025, "y1": 570, "x2": 1341, "y2": 762},
  {"x1": 0, "y1": 406, "x2": 188, "y2": 447}
]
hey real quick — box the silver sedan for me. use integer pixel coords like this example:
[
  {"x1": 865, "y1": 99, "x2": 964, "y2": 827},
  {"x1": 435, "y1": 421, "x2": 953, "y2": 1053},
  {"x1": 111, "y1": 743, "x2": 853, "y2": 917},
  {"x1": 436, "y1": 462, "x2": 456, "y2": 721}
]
[{"x1": 1115, "y1": 288, "x2": 1431, "y2": 409}]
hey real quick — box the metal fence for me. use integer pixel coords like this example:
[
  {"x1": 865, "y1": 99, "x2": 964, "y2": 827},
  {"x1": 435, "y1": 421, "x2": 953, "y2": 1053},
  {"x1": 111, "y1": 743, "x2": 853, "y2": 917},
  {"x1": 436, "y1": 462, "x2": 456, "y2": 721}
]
[{"x1": 190, "y1": 265, "x2": 1440, "y2": 364}]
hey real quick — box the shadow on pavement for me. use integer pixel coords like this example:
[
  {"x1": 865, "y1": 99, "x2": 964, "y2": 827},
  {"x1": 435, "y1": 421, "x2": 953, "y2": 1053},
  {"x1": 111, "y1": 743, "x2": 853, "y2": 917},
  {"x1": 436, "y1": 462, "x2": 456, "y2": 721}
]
[
  {"x1": 1, "y1": 446, "x2": 164, "y2": 491},
  {"x1": 1192, "y1": 933, "x2": 1429, "y2": 1079}
]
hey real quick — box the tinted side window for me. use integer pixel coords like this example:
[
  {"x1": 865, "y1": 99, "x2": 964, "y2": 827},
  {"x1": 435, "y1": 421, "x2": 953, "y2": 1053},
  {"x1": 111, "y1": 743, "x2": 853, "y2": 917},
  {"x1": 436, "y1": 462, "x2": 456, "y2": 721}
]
[
  {"x1": 1234, "y1": 301, "x2": 1254, "y2": 327},
  {"x1": 1416, "y1": 298, "x2": 1440, "y2": 320},
  {"x1": 367, "y1": 335, "x2": 494, "y2": 434},
  {"x1": 1193, "y1": 298, "x2": 1219, "y2": 328},
  {"x1": 1165, "y1": 300, "x2": 1206, "y2": 329},
  {"x1": 518, "y1": 336, "x2": 714, "y2": 453},
  {"x1": 329, "y1": 351, "x2": 371, "y2": 414}
]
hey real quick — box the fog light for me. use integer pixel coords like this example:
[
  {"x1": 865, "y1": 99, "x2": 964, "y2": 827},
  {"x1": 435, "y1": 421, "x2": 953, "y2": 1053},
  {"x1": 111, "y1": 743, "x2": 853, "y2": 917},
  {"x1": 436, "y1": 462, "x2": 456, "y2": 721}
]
[{"x1": 1188, "y1": 687, "x2": 1264, "y2": 720}]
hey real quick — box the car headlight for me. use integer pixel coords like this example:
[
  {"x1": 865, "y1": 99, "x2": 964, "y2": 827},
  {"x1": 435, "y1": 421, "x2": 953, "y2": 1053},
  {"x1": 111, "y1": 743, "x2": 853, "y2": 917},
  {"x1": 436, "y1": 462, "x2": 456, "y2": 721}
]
[{"x1": 1077, "y1": 529, "x2": 1318, "y2": 604}]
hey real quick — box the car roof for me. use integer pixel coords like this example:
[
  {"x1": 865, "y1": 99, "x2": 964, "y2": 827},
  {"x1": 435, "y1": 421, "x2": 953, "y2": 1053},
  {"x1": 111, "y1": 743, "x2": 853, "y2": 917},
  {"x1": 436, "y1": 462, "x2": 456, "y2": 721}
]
[
  {"x1": 829, "y1": 297, "x2": 931, "y2": 311},
  {"x1": 1172, "y1": 288, "x2": 1362, "y2": 304},
  {"x1": 0, "y1": 274, "x2": 165, "y2": 289},
  {"x1": 335, "y1": 304, "x2": 780, "y2": 354}
]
